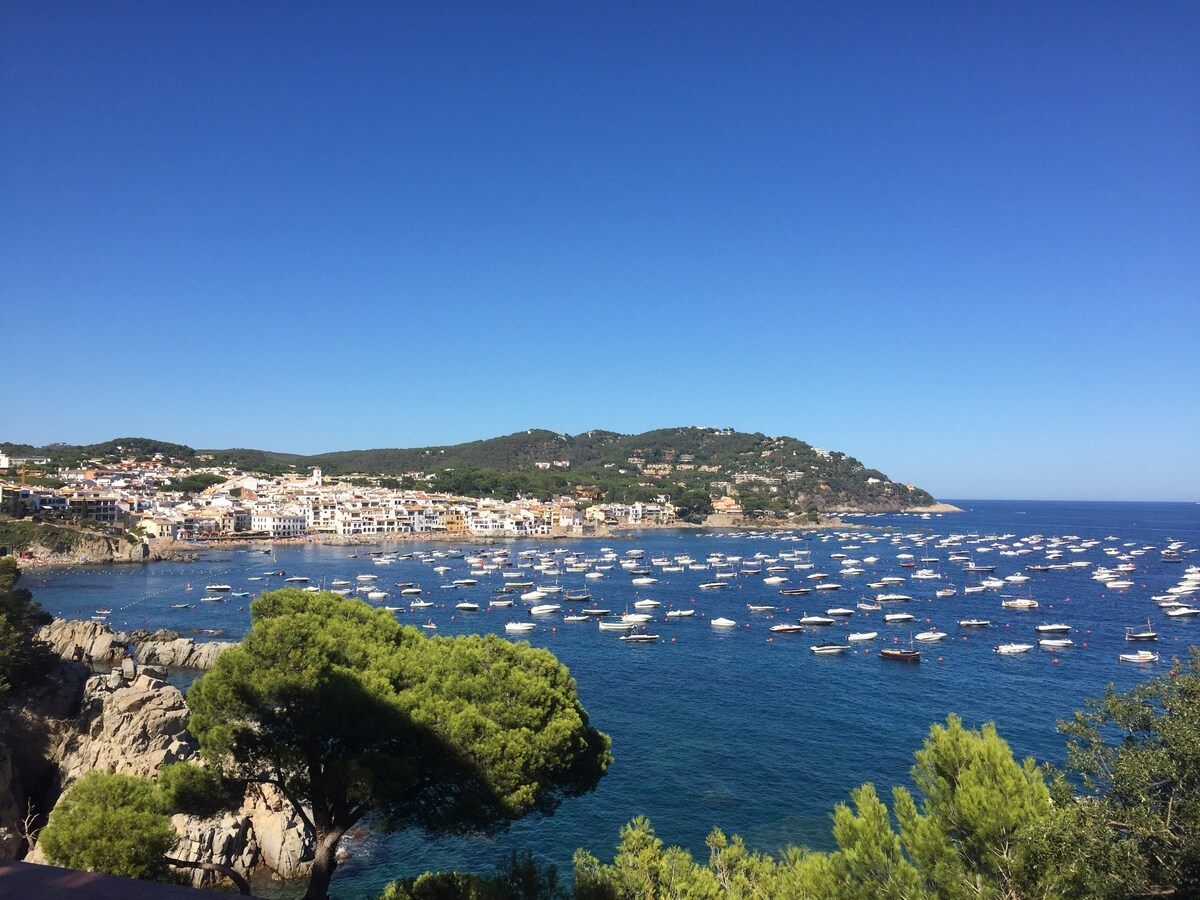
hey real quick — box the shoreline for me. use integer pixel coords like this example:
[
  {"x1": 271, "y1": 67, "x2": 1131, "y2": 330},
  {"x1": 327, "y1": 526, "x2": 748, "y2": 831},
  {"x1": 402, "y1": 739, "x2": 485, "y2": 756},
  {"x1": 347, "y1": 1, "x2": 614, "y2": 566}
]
[{"x1": 10, "y1": 503, "x2": 963, "y2": 570}]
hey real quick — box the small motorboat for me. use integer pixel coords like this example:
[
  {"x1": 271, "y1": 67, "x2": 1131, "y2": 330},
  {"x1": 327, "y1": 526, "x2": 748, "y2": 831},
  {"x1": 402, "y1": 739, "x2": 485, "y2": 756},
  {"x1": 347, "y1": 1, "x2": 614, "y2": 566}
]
[
  {"x1": 530, "y1": 604, "x2": 562, "y2": 615},
  {"x1": 810, "y1": 643, "x2": 851, "y2": 654},
  {"x1": 994, "y1": 643, "x2": 1034, "y2": 654},
  {"x1": 1119, "y1": 650, "x2": 1159, "y2": 663},
  {"x1": 914, "y1": 630, "x2": 947, "y2": 642},
  {"x1": 710, "y1": 617, "x2": 737, "y2": 628},
  {"x1": 799, "y1": 614, "x2": 834, "y2": 625},
  {"x1": 1035, "y1": 623, "x2": 1072, "y2": 633},
  {"x1": 747, "y1": 604, "x2": 776, "y2": 612},
  {"x1": 958, "y1": 619, "x2": 991, "y2": 627},
  {"x1": 619, "y1": 632, "x2": 659, "y2": 643},
  {"x1": 1038, "y1": 638, "x2": 1073, "y2": 648},
  {"x1": 421, "y1": 620, "x2": 437, "y2": 630},
  {"x1": 769, "y1": 623, "x2": 805, "y2": 634},
  {"x1": 884, "y1": 613, "x2": 914, "y2": 623},
  {"x1": 505, "y1": 622, "x2": 536, "y2": 633},
  {"x1": 455, "y1": 601, "x2": 480, "y2": 611},
  {"x1": 848, "y1": 631, "x2": 877, "y2": 641},
  {"x1": 665, "y1": 609, "x2": 695, "y2": 618}
]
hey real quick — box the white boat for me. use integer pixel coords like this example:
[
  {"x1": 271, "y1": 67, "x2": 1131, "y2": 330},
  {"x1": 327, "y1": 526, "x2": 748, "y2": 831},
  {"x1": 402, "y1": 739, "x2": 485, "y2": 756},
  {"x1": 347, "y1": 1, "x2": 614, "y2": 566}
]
[
  {"x1": 410, "y1": 599, "x2": 433, "y2": 609},
  {"x1": 876, "y1": 593, "x2": 911, "y2": 603},
  {"x1": 994, "y1": 643, "x2": 1034, "y2": 654},
  {"x1": 205, "y1": 584, "x2": 233, "y2": 591},
  {"x1": 622, "y1": 612, "x2": 652, "y2": 623},
  {"x1": 631, "y1": 577, "x2": 658, "y2": 586},
  {"x1": 581, "y1": 608, "x2": 611, "y2": 616},
  {"x1": 598, "y1": 620, "x2": 636, "y2": 632},
  {"x1": 455, "y1": 601, "x2": 480, "y2": 611},
  {"x1": 530, "y1": 604, "x2": 562, "y2": 615},
  {"x1": 490, "y1": 599, "x2": 514, "y2": 607},
  {"x1": 1166, "y1": 606, "x2": 1200, "y2": 617},
  {"x1": 848, "y1": 631, "x2": 878, "y2": 641},
  {"x1": 747, "y1": 604, "x2": 776, "y2": 612},
  {"x1": 799, "y1": 614, "x2": 834, "y2": 625},
  {"x1": 452, "y1": 578, "x2": 478, "y2": 586},
  {"x1": 1039, "y1": 638, "x2": 1073, "y2": 648},
  {"x1": 769, "y1": 623, "x2": 805, "y2": 634},
  {"x1": 354, "y1": 575, "x2": 376, "y2": 582},
  {"x1": 1002, "y1": 598, "x2": 1039, "y2": 610},
  {"x1": 520, "y1": 590, "x2": 547, "y2": 601},
  {"x1": 505, "y1": 622, "x2": 536, "y2": 633},
  {"x1": 1034, "y1": 623, "x2": 1071, "y2": 633},
  {"x1": 633, "y1": 599, "x2": 661, "y2": 609},
  {"x1": 330, "y1": 579, "x2": 351, "y2": 587},
  {"x1": 1125, "y1": 620, "x2": 1157, "y2": 641},
  {"x1": 563, "y1": 615, "x2": 588, "y2": 622},
  {"x1": 619, "y1": 632, "x2": 659, "y2": 643},
  {"x1": 826, "y1": 607, "x2": 854, "y2": 616},
  {"x1": 810, "y1": 643, "x2": 851, "y2": 654},
  {"x1": 367, "y1": 591, "x2": 388, "y2": 600},
  {"x1": 699, "y1": 581, "x2": 728, "y2": 590},
  {"x1": 763, "y1": 576, "x2": 788, "y2": 585},
  {"x1": 884, "y1": 613, "x2": 914, "y2": 623},
  {"x1": 665, "y1": 609, "x2": 695, "y2": 618},
  {"x1": 914, "y1": 630, "x2": 947, "y2": 642},
  {"x1": 1119, "y1": 650, "x2": 1159, "y2": 663},
  {"x1": 710, "y1": 617, "x2": 738, "y2": 628},
  {"x1": 813, "y1": 583, "x2": 842, "y2": 591},
  {"x1": 957, "y1": 619, "x2": 991, "y2": 627}
]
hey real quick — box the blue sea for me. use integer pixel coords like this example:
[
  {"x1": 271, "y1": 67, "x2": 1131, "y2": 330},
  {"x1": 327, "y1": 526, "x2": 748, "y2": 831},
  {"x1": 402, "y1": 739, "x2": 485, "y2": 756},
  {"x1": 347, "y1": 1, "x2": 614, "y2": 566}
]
[{"x1": 24, "y1": 500, "x2": 1200, "y2": 897}]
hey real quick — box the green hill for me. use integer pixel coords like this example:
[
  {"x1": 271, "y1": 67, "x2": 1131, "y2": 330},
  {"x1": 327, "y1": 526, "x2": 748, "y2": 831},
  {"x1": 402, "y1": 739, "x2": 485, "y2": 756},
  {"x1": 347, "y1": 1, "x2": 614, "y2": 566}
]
[{"x1": 7, "y1": 428, "x2": 936, "y2": 516}]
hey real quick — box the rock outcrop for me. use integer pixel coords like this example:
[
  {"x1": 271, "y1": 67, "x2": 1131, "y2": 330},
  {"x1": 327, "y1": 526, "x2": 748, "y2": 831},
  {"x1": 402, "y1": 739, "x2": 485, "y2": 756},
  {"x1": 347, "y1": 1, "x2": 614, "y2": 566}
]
[
  {"x1": 169, "y1": 784, "x2": 314, "y2": 890},
  {"x1": 2, "y1": 662, "x2": 315, "y2": 887},
  {"x1": 4, "y1": 626, "x2": 315, "y2": 887},
  {"x1": 52, "y1": 665, "x2": 196, "y2": 785},
  {"x1": 39, "y1": 619, "x2": 236, "y2": 671}
]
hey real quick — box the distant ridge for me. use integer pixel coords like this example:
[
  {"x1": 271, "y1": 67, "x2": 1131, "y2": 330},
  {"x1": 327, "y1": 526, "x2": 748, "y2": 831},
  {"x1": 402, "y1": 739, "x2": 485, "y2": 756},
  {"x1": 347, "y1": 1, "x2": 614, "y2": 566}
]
[{"x1": 3, "y1": 428, "x2": 937, "y2": 516}]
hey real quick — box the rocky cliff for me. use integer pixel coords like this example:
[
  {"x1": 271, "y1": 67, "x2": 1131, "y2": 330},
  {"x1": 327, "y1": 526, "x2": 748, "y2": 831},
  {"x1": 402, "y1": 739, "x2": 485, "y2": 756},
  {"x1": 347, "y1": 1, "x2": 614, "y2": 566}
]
[
  {"x1": 1, "y1": 632, "x2": 314, "y2": 890},
  {"x1": 39, "y1": 619, "x2": 236, "y2": 670}
]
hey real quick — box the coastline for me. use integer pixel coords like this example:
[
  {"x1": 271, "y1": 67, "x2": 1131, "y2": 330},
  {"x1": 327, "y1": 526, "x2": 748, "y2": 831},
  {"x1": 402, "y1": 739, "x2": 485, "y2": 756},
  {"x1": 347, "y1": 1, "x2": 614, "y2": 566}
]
[{"x1": 9, "y1": 502, "x2": 963, "y2": 570}]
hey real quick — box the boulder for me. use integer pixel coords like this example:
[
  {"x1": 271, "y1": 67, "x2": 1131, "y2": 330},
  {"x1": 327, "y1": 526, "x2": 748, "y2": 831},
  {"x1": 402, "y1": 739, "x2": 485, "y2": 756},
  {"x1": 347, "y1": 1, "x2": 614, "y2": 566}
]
[
  {"x1": 38, "y1": 620, "x2": 235, "y2": 671},
  {"x1": 53, "y1": 670, "x2": 198, "y2": 785}
]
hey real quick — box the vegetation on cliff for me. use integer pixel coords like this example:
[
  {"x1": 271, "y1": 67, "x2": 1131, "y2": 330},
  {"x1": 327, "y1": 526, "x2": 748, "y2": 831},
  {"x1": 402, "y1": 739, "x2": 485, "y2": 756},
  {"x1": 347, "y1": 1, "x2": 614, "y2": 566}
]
[
  {"x1": 187, "y1": 589, "x2": 611, "y2": 899},
  {"x1": 11, "y1": 426, "x2": 936, "y2": 514},
  {"x1": 375, "y1": 652, "x2": 1200, "y2": 899},
  {"x1": 0, "y1": 558, "x2": 54, "y2": 696}
]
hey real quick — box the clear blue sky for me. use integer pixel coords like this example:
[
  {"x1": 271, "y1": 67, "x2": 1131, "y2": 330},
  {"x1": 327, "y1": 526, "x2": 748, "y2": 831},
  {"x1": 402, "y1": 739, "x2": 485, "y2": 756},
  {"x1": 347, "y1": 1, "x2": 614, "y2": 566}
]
[{"x1": 3, "y1": 2, "x2": 1197, "y2": 501}]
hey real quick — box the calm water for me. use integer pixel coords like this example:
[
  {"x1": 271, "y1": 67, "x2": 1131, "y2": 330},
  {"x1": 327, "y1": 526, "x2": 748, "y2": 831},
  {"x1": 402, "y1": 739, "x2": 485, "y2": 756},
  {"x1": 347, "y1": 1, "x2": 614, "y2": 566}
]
[{"x1": 26, "y1": 499, "x2": 1200, "y2": 897}]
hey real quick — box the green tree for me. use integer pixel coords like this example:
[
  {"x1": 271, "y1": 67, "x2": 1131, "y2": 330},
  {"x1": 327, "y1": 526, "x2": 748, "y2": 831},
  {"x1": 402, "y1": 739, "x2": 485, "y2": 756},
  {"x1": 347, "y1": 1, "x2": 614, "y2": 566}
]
[
  {"x1": 0, "y1": 556, "x2": 54, "y2": 696},
  {"x1": 187, "y1": 589, "x2": 610, "y2": 900},
  {"x1": 893, "y1": 715, "x2": 1051, "y2": 899},
  {"x1": 380, "y1": 850, "x2": 566, "y2": 900},
  {"x1": 1033, "y1": 649, "x2": 1200, "y2": 897},
  {"x1": 38, "y1": 771, "x2": 178, "y2": 882}
]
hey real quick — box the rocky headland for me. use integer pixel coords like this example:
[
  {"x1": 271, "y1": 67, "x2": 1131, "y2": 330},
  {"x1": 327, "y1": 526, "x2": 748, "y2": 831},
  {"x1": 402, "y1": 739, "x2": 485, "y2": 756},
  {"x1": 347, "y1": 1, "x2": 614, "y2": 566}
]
[{"x1": 0, "y1": 620, "x2": 314, "y2": 891}]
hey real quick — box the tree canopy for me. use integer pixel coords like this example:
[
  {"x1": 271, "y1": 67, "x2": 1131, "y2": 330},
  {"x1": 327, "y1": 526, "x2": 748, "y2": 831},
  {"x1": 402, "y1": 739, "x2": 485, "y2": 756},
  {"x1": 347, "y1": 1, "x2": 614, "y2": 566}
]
[
  {"x1": 187, "y1": 589, "x2": 610, "y2": 899},
  {"x1": 38, "y1": 771, "x2": 179, "y2": 882},
  {"x1": 0, "y1": 556, "x2": 54, "y2": 696}
]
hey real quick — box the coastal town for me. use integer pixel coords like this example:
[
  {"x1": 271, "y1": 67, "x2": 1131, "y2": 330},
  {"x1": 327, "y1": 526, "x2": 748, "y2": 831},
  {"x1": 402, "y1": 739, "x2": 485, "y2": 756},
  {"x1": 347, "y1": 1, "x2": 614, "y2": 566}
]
[{"x1": 0, "y1": 449, "x2": 685, "y2": 548}]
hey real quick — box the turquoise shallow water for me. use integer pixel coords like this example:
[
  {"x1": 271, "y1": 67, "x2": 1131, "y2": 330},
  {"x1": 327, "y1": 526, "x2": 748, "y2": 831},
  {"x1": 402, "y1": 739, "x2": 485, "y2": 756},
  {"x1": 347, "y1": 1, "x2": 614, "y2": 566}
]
[{"x1": 25, "y1": 500, "x2": 1200, "y2": 897}]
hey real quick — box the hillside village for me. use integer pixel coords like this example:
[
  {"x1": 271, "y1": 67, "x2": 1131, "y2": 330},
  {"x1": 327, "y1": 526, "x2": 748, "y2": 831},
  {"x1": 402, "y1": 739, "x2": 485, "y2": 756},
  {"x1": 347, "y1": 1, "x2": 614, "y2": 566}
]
[
  {"x1": 0, "y1": 429, "x2": 937, "y2": 554},
  {"x1": 0, "y1": 453, "x2": 675, "y2": 547}
]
